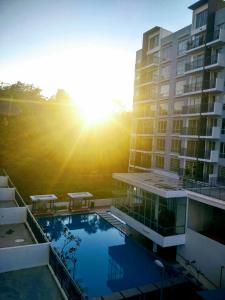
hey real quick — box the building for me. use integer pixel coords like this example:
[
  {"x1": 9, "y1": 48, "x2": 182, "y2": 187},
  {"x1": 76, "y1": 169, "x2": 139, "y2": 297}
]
[{"x1": 112, "y1": 0, "x2": 225, "y2": 290}]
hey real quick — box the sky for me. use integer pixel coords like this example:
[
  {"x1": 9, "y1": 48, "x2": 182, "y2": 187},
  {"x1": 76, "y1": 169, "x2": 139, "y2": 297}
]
[{"x1": 0, "y1": 0, "x2": 194, "y2": 113}]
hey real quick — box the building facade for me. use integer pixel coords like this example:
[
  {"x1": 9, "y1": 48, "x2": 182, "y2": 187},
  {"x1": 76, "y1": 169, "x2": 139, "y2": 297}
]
[
  {"x1": 112, "y1": 0, "x2": 225, "y2": 290},
  {"x1": 130, "y1": 0, "x2": 225, "y2": 184}
]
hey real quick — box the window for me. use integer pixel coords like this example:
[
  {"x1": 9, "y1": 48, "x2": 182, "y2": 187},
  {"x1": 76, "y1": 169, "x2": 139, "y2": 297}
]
[
  {"x1": 176, "y1": 80, "x2": 186, "y2": 95},
  {"x1": 158, "y1": 120, "x2": 167, "y2": 133},
  {"x1": 171, "y1": 139, "x2": 181, "y2": 153},
  {"x1": 177, "y1": 39, "x2": 188, "y2": 56},
  {"x1": 148, "y1": 34, "x2": 159, "y2": 50},
  {"x1": 161, "y1": 46, "x2": 171, "y2": 62},
  {"x1": 170, "y1": 158, "x2": 180, "y2": 172},
  {"x1": 174, "y1": 101, "x2": 183, "y2": 114},
  {"x1": 156, "y1": 156, "x2": 164, "y2": 169},
  {"x1": 160, "y1": 84, "x2": 169, "y2": 98},
  {"x1": 160, "y1": 65, "x2": 170, "y2": 80},
  {"x1": 159, "y1": 103, "x2": 168, "y2": 116},
  {"x1": 221, "y1": 119, "x2": 225, "y2": 135},
  {"x1": 220, "y1": 143, "x2": 225, "y2": 159},
  {"x1": 172, "y1": 120, "x2": 182, "y2": 134},
  {"x1": 195, "y1": 9, "x2": 208, "y2": 29},
  {"x1": 176, "y1": 58, "x2": 188, "y2": 75},
  {"x1": 156, "y1": 138, "x2": 165, "y2": 151}
]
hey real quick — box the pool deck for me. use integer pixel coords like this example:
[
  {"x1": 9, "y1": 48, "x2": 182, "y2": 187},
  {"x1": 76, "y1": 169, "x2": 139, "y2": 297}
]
[
  {"x1": 0, "y1": 223, "x2": 35, "y2": 248},
  {"x1": 0, "y1": 266, "x2": 65, "y2": 300}
]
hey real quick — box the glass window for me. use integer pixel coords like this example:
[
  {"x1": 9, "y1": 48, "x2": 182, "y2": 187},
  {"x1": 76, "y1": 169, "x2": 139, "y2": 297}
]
[
  {"x1": 148, "y1": 34, "x2": 159, "y2": 50},
  {"x1": 170, "y1": 158, "x2": 180, "y2": 172},
  {"x1": 220, "y1": 143, "x2": 225, "y2": 159},
  {"x1": 158, "y1": 120, "x2": 167, "y2": 133},
  {"x1": 161, "y1": 46, "x2": 171, "y2": 62},
  {"x1": 171, "y1": 139, "x2": 181, "y2": 153},
  {"x1": 176, "y1": 58, "x2": 188, "y2": 75},
  {"x1": 156, "y1": 138, "x2": 165, "y2": 151},
  {"x1": 160, "y1": 65, "x2": 170, "y2": 80},
  {"x1": 174, "y1": 101, "x2": 183, "y2": 114},
  {"x1": 177, "y1": 39, "x2": 188, "y2": 56},
  {"x1": 172, "y1": 119, "x2": 182, "y2": 134},
  {"x1": 195, "y1": 9, "x2": 208, "y2": 29},
  {"x1": 156, "y1": 155, "x2": 164, "y2": 169},
  {"x1": 160, "y1": 84, "x2": 169, "y2": 98},
  {"x1": 159, "y1": 103, "x2": 168, "y2": 116},
  {"x1": 221, "y1": 119, "x2": 225, "y2": 135},
  {"x1": 176, "y1": 80, "x2": 186, "y2": 95}
]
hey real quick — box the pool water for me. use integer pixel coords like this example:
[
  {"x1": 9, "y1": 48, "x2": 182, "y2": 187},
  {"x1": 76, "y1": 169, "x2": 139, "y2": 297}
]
[{"x1": 38, "y1": 213, "x2": 161, "y2": 298}]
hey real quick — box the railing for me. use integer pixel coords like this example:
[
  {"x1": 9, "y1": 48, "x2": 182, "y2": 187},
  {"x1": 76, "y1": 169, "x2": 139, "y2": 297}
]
[
  {"x1": 49, "y1": 247, "x2": 85, "y2": 300},
  {"x1": 183, "y1": 82, "x2": 202, "y2": 93},
  {"x1": 187, "y1": 35, "x2": 205, "y2": 50},
  {"x1": 180, "y1": 127, "x2": 199, "y2": 136},
  {"x1": 185, "y1": 57, "x2": 204, "y2": 72},
  {"x1": 27, "y1": 210, "x2": 48, "y2": 243},
  {"x1": 183, "y1": 178, "x2": 225, "y2": 202},
  {"x1": 180, "y1": 148, "x2": 212, "y2": 160}
]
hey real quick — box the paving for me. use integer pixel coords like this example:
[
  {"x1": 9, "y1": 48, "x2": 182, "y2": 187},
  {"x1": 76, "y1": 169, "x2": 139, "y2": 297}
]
[
  {"x1": 0, "y1": 200, "x2": 17, "y2": 208},
  {"x1": 0, "y1": 223, "x2": 35, "y2": 248},
  {"x1": 0, "y1": 266, "x2": 65, "y2": 300}
]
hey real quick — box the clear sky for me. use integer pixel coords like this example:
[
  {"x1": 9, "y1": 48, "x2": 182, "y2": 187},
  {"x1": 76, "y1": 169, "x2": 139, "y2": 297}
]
[{"x1": 0, "y1": 0, "x2": 194, "y2": 113}]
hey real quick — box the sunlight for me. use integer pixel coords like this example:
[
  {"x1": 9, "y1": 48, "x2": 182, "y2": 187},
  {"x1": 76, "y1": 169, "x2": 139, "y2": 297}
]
[{"x1": 1, "y1": 44, "x2": 133, "y2": 124}]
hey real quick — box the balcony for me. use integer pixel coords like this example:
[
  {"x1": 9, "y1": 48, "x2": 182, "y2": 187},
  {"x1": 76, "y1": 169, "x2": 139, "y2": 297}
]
[
  {"x1": 203, "y1": 78, "x2": 224, "y2": 93},
  {"x1": 136, "y1": 76, "x2": 159, "y2": 87},
  {"x1": 206, "y1": 29, "x2": 225, "y2": 47},
  {"x1": 181, "y1": 102, "x2": 222, "y2": 116},
  {"x1": 180, "y1": 126, "x2": 220, "y2": 139},
  {"x1": 200, "y1": 126, "x2": 221, "y2": 139},
  {"x1": 179, "y1": 148, "x2": 219, "y2": 162},
  {"x1": 182, "y1": 78, "x2": 224, "y2": 96},
  {"x1": 186, "y1": 35, "x2": 206, "y2": 53},
  {"x1": 142, "y1": 56, "x2": 159, "y2": 69},
  {"x1": 134, "y1": 93, "x2": 157, "y2": 102},
  {"x1": 184, "y1": 54, "x2": 225, "y2": 74}
]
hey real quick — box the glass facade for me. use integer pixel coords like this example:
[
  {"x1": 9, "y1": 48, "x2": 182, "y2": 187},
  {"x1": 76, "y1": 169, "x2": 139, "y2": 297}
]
[{"x1": 113, "y1": 180, "x2": 187, "y2": 237}]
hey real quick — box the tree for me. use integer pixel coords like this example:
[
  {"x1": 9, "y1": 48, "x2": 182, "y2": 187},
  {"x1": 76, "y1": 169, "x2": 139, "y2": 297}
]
[
  {"x1": 55, "y1": 227, "x2": 81, "y2": 277},
  {"x1": 49, "y1": 89, "x2": 71, "y2": 104},
  {"x1": 0, "y1": 81, "x2": 45, "y2": 101}
]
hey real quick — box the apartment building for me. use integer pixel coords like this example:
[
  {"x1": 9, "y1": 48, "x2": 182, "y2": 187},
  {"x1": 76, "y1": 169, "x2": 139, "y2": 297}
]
[{"x1": 112, "y1": 0, "x2": 225, "y2": 290}]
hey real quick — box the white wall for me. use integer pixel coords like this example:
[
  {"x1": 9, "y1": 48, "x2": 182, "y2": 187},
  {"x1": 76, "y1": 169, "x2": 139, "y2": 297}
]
[
  {"x1": 0, "y1": 243, "x2": 50, "y2": 273},
  {"x1": 94, "y1": 198, "x2": 112, "y2": 207},
  {"x1": 0, "y1": 207, "x2": 27, "y2": 225},
  {"x1": 177, "y1": 228, "x2": 225, "y2": 288},
  {"x1": 0, "y1": 188, "x2": 15, "y2": 201},
  {"x1": 0, "y1": 176, "x2": 8, "y2": 187}
]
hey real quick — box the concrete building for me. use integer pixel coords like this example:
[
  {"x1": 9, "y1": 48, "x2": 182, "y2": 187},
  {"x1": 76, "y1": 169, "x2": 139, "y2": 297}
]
[{"x1": 112, "y1": 0, "x2": 225, "y2": 290}]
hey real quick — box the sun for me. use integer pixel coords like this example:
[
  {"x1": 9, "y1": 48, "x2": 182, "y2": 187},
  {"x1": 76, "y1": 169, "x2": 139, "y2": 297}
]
[{"x1": 79, "y1": 104, "x2": 113, "y2": 125}]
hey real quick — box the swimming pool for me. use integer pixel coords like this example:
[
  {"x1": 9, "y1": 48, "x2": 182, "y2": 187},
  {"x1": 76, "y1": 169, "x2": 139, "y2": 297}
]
[{"x1": 38, "y1": 213, "x2": 161, "y2": 298}]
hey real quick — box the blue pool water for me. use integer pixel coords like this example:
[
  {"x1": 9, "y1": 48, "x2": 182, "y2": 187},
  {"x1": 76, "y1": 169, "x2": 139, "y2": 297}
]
[{"x1": 38, "y1": 213, "x2": 161, "y2": 298}]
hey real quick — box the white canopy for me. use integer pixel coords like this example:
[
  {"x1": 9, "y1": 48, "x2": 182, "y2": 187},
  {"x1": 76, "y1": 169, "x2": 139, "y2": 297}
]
[
  {"x1": 67, "y1": 192, "x2": 93, "y2": 199},
  {"x1": 30, "y1": 194, "x2": 58, "y2": 202}
]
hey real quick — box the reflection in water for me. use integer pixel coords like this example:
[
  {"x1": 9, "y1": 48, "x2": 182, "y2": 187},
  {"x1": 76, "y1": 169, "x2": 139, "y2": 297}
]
[{"x1": 38, "y1": 213, "x2": 161, "y2": 298}]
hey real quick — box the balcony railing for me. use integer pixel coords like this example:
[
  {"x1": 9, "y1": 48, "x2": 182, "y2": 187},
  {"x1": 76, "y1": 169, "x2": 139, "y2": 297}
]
[
  {"x1": 185, "y1": 57, "x2": 204, "y2": 72},
  {"x1": 142, "y1": 56, "x2": 159, "y2": 68},
  {"x1": 187, "y1": 35, "x2": 206, "y2": 51},
  {"x1": 179, "y1": 148, "x2": 218, "y2": 161},
  {"x1": 183, "y1": 82, "x2": 202, "y2": 94},
  {"x1": 180, "y1": 127, "x2": 199, "y2": 136},
  {"x1": 206, "y1": 29, "x2": 225, "y2": 45}
]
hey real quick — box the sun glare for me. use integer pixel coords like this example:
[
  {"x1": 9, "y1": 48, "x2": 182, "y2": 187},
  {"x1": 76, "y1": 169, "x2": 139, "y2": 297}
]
[{"x1": 2, "y1": 44, "x2": 133, "y2": 124}]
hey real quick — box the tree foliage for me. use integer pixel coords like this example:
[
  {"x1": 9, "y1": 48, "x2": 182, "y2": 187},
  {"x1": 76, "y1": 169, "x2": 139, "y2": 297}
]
[{"x1": 0, "y1": 81, "x2": 45, "y2": 101}]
